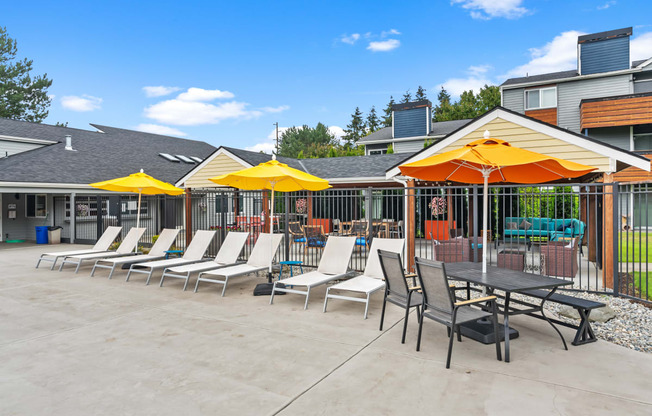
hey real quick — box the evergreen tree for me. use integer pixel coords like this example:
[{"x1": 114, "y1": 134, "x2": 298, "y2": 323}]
[
  {"x1": 0, "y1": 27, "x2": 53, "y2": 122},
  {"x1": 433, "y1": 85, "x2": 501, "y2": 122},
  {"x1": 277, "y1": 122, "x2": 337, "y2": 158},
  {"x1": 342, "y1": 107, "x2": 365, "y2": 147},
  {"x1": 365, "y1": 106, "x2": 380, "y2": 133},
  {"x1": 415, "y1": 85, "x2": 427, "y2": 101},
  {"x1": 401, "y1": 90, "x2": 412, "y2": 103},
  {"x1": 382, "y1": 96, "x2": 395, "y2": 128}
]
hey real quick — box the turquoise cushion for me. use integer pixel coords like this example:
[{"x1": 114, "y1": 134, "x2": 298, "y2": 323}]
[
  {"x1": 355, "y1": 237, "x2": 366, "y2": 246},
  {"x1": 294, "y1": 237, "x2": 306, "y2": 243}
]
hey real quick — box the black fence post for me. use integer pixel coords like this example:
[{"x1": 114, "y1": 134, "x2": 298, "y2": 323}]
[
  {"x1": 220, "y1": 191, "x2": 227, "y2": 243},
  {"x1": 366, "y1": 187, "x2": 373, "y2": 249},
  {"x1": 612, "y1": 183, "x2": 620, "y2": 296},
  {"x1": 96, "y1": 195, "x2": 103, "y2": 242}
]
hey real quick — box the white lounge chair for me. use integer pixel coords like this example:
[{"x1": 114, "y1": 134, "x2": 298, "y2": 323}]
[
  {"x1": 90, "y1": 229, "x2": 181, "y2": 279},
  {"x1": 270, "y1": 236, "x2": 356, "y2": 310},
  {"x1": 194, "y1": 233, "x2": 283, "y2": 296},
  {"x1": 35, "y1": 226, "x2": 122, "y2": 270},
  {"x1": 58, "y1": 227, "x2": 146, "y2": 273},
  {"x1": 126, "y1": 230, "x2": 216, "y2": 285},
  {"x1": 160, "y1": 231, "x2": 249, "y2": 291},
  {"x1": 323, "y1": 238, "x2": 405, "y2": 319}
]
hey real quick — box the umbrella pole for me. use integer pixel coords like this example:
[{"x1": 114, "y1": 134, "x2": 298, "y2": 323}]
[{"x1": 482, "y1": 173, "x2": 489, "y2": 275}]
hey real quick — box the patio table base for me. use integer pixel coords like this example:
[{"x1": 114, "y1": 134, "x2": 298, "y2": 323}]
[{"x1": 460, "y1": 320, "x2": 519, "y2": 344}]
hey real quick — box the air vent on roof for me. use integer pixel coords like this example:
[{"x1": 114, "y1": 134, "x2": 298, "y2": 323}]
[
  {"x1": 175, "y1": 154, "x2": 195, "y2": 163},
  {"x1": 159, "y1": 153, "x2": 181, "y2": 162},
  {"x1": 190, "y1": 156, "x2": 203, "y2": 163}
]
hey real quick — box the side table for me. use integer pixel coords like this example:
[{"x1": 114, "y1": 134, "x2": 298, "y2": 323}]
[
  {"x1": 497, "y1": 249, "x2": 525, "y2": 271},
  {"x1": 279, "y1": 260, "x2": 303, "y2": 277}
]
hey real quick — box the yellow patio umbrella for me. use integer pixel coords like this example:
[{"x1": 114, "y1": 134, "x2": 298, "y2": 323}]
[
  {"x1": 209, "y1": 156, "x2": 331, "y2": 279},
  {"x1": 399, "y1": 132, "x2": 597, "y2": 274},
  {"x1": 90, "y1": 169, "x2": 184, "y2": 230}
]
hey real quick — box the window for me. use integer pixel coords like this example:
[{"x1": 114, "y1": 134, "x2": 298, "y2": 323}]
[
  {"x1": 369, "y1": 149, "x2": 387, "y2": 155},
  {"x1": 65, "y1": 196, "x2": 109, "y2": 218},
  {"x1": 26, "y1": 194, "x2": 47, "y2": 218},
  {"x1": 121, "y1": 196, "x2": 148, "y2": 215},
  {"x1": 525, "y1": 87, "x2": 557, "y2": 110}
]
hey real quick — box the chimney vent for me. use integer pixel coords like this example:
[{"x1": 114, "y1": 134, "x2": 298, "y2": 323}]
[
  {"x1": 392, "y1": 100, "x2": 432, "y2": 139},
  {"x1": 578, "y1": 27, "x2": 631, "y2": 75},
  {"x1": 64, "y1": 135, "x2": 76, "y2": 151}
]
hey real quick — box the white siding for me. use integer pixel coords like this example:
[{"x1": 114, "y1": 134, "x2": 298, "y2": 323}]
[
  {"x1": 394, "y1": 139, "x2": 425, "y2": 153},
  {"x1": 557, "y1": 74, "x2": 631, "y2": 132},
  {"x1": 502, "y1": 88, "x2": 524, "y2": 113},
  {"x1": 0, "y1": 140, "x2": 44, "y2": 157}
]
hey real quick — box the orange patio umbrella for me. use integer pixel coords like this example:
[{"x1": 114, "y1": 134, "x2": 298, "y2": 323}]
[{"x1": 399, "y1": 131, "x2": 597, "y2": 274}]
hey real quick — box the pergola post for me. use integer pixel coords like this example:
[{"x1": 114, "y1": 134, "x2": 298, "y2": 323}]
[
  {"x1": 603, "y1": 173, "x2": 615, "y2": 290},
  {"x1": 407, "y1": 179, "x2": 416, "y2": 272},
  {"x1": 263, "y1": 190, "x2": 270, "y2": 233}
]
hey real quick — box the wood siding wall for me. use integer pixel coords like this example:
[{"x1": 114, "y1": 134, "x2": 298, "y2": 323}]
[
  {"x1": 438, "y1": 117, "x2": 612, "y2": 172},
  {"x1": 581, "y1": 95, "x2": 652, "y2": 129},
  {"x1": 525, "y1": 108, "x2": 557, "y2": 125},
  {"x1": 183, "y1": 153, "x2": 248, "y2": 188},
  {"x1": 612, "y1": 153, "x2": 652, "y2": 182}
]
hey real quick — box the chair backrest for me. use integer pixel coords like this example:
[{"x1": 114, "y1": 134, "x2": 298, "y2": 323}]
[
  {"x1": 364, "y1": 238, "x2": 405, "y2": 279},
  {"x1": 449, "y1": 228, "x2": 464, "y2": 238},
  {"x1": 317, "y1": 236, "x2": 356, "y2": 275},
  {"x1": 414, "y1": 257, "x2": 454, "y2": 314},
  {"x1": 148, "y1": 229, "x2": 181, "y2": 257},
  {"x1": 288, "y1": 221, "x2": 303, "y2": 236},
  {"x1": 303, "y1": 225, "x2": 324, "y2": 238},
  {"x1": 116, "y1": 228, "x2": 146, "y2": 254},
  {"x1": 351, "y1": 221, "x2": 367, "y2": 234},
  {"x1": 377, "y1": 249, "x2": 410, "y2": 298},
  {"x1": 214, "y1": 231, "x2": 249, "y2": 264},
  {"x1": 246, "y1": 233, "x2": 284, "y2": 267},
  {"x1": 182, "y1": 230, "x2": 217, "y2": 260},
  {"x1": 93, "y1": 226, "x2": 122, "y2": 250}
]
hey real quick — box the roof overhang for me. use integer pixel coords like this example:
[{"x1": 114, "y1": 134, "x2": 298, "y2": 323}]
[
  {"x1": 386, "y1": 107, "x2": 651, "y2": 179},
  {"x1": 0, "y1": 134, "x2": 58, "y2": 145},
  {"x1": 500, "y1": 67, "x2": 637, "y2": 90},
  {"x1": 0, "y1": 182, "x2": 115, "y2": 194}
]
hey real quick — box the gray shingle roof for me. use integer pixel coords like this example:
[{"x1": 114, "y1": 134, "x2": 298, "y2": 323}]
[
  {"x1": 633, "y1": 58, "x2": 651, "y2": 67},
  {"x1": 357, "y1": 127, "x2": 393, "y2": 143},
  {"x1": 300, "y1": 152, "x2": 414, "y2": 179},
  {"x1": 501, "y1": 69, "x2": 579, "y2": 87},
  {"x1": 221, "y1": 145, "x2": 412, "y2": 180},
  {"x1": 0, "y1": 118, "x2": 216, "y2": 185},
  {"x1": 357, "y1": 119, "x2": 472, "y2": 144}
]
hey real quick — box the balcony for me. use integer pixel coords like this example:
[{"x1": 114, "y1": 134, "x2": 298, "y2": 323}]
[{"x1": 581, "y1": 92, "x2": 652, "y2": 129}]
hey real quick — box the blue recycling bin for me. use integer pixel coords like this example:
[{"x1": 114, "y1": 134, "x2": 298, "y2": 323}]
[{"x1": 35, "y1": 226, "x2": 49, "y2": 244}]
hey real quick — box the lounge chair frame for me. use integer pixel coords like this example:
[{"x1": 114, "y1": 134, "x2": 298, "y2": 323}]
[
  {"x1": 58, "y1": 228, "x2": 145, "y2": 273},
  {"x1": 35, "y1": 226, "x2": 122, "y2": 270}
]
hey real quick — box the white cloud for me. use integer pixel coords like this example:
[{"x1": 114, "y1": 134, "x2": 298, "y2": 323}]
[
  {"x1": 142, "y1": 86, "x2": 181, "y2": 97},
  {"x1": 61, "y1": 95, "x2": 102, "y2": 112},
  {"x1": 246, "y1": 142, "x2": 276, "y2": 153},
  {"x1": 260, "y1": 105, "x2": 290, "y2": 113},
  {"x1": 329, "y1": 126, "x2": 345, "y2": 141},
  {"x1": 502, "y1": 30, "x2": 584, "y2": 79},
  {"x1": 452, "y1": 0, "x2": 529, "y2": 20},
  {"x1": 440, "y1": 77, "x2": 493, "y2": 97},
  {"x1": 367, "y1": 39, "x2": 401, "y2": 52},
  {"x1": 134, "y1": 124, "x2": 187, "y2": 137},
  {"x1": 381, "y1": 29, "x2": 401, "y2": 38},
  {"x1": 597, "y1": 1, "x2": 616, "y2": 10},
  {"x1": 632, "y1": 32, "x2": 652, "y2": 62},
  {"x1": 144, "y1": 100, "x2": 260, "y2": 126},
  {"x1": 177, "y1": 87, "x2": 234, "y2": 101},
  {"x1": 468, "y1": 64, "x2": 492, "y2": 76},
  {"x1": 341, "y1": 33, "x2": 361, "y2": 45},
  {"x1": 143, "y1": 87, "x2": 284, "y2": 126}
]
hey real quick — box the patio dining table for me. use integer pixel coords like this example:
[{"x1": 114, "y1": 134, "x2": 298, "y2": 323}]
[{"x1": 444, "y1": 262, "x2": 573, "y2": 363}]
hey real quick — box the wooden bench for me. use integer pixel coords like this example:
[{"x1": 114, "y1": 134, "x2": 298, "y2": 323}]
[{"x1": 520, "y1": 289, "x2": 606, "y2": 346}]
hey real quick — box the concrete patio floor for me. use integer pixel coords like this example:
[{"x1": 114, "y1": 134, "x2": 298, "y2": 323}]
[{"x1": 1, "y1": 244, "x2": 651, "y2": 415}]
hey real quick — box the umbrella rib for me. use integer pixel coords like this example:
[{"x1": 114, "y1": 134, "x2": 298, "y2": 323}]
[{"x1": 531, "y1": 161, "x2": 566, "y2": 179}]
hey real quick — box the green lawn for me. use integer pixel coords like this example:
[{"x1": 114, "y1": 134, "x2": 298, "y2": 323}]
[
  {"x1": 618, "y1": 232, "x2": 652, "y2": 263},
  {"x1": 632, "y1": 272, "x2": 652, "y2": 300}
]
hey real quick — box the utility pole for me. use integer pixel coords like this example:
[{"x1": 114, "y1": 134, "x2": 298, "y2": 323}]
[{"x1": 273, "y1": 122, "x2": 279, "y2": 155}]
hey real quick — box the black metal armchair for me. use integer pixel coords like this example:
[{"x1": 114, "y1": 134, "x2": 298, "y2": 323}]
[
  {"x1": 378, "y1": 250, "x2": 422, "y2": 344},
  {"x1": 414, "y1": 257, "x2": 502, "y2": 368}
]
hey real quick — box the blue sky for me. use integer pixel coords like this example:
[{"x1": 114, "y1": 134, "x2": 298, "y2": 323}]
[{"x1": 4, "y1": 0, "x2": 652, "y2": 152}]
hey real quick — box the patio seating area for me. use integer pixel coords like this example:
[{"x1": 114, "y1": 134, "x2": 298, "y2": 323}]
[{"x1": 2, "y1": 243, "x2": 651, "y2": 415}]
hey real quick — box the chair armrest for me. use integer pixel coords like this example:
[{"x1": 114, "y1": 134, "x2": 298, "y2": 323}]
[
  {"x1": 405, "y1": 273, "x2": 417, "y2": 279},
  {"x1": 454, "y1": 295, "x2": 496, "y2": 306},
  {"x1": 409, "y1": 286, "x2": 421, "y2": 291}
]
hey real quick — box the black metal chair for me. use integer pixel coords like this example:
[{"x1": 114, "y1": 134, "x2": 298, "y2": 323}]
[
  {"x1": 414, "y1": 257, "x2": 502, "y2": 368},
  {"x1": 378, "y1": 250, "x2": 422, "y2": 344}
]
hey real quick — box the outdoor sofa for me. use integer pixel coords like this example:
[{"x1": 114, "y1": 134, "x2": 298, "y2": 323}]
[{"x1": 503, "y1": 216, "x2": 586, "y2": 243}]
